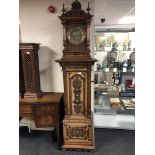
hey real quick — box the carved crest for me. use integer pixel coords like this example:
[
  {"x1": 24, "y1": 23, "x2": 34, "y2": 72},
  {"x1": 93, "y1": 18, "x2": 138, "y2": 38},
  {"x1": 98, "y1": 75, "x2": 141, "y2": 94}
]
[{"x1": 63, "y1": 0, "x2": 87, "y2": 16}]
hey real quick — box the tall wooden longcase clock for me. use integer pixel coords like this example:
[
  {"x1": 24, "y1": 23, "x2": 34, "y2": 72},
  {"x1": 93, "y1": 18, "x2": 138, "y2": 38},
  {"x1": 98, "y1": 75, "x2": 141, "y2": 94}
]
[{"x1": 56, "y1": 0, "x2": 96, "y2": 151}]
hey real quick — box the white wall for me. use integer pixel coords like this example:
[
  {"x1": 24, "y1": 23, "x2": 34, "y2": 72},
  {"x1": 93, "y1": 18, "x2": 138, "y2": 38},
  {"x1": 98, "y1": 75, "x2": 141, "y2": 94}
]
[{"x1": 20, "y1": 0, "x2": 95, "y2": 92}]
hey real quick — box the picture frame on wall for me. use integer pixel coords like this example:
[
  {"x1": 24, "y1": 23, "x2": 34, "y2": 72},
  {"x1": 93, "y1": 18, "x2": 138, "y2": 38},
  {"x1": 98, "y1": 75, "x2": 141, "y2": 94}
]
[
  {"x1": 95, "y1": 32, "x2": 112, "y2": 51},
  {"x1": 113, "y1": 33, "x2": 129, "y2": 46}
]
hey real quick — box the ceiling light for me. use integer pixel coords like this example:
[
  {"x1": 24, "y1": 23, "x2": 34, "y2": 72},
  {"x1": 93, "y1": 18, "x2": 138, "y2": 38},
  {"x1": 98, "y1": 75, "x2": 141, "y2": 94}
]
[{"x1": 119, "y1": 16, "x2": 135, "y2": 24}]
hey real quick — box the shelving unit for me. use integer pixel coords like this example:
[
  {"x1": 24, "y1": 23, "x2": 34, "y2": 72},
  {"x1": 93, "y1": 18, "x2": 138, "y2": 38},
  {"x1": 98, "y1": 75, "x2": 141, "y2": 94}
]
[
  {"x1": 93, "y1": 30, "x2": 135, "y2": 130},
  {"x1": 94, "y1": 71, "x2": 135, "y2": 130},
  {"x1": 94, "y1": 71, "x2": 135, "y2": 112}
]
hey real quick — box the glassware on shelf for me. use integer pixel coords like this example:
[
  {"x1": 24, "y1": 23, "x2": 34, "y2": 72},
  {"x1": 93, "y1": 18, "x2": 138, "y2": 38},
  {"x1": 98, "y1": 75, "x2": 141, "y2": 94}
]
[
  {"x1": 96, "y1": 63, "x2": 101, "y2": 71},
  {"x1": 120, "y1": 83, "x2": 125, "y2": 92},
  {"x1": 97, "y1": 93, "x2": 111, "y2": 109},
  {"x1": 97, "y1": 95, "x2": 105, "y2": 108},
  {"x1": 127, "y1": 40, "x2": 131, "y2": 51},
  {"x1": 102, "y1": 92, "x2": 109, "y2": 107},
  {"x1": 123, "y1": 42, "x2": 127, "y2": 51},
  {"x1": 98, "y1": 95, "x2": 104, "y2": 105}
]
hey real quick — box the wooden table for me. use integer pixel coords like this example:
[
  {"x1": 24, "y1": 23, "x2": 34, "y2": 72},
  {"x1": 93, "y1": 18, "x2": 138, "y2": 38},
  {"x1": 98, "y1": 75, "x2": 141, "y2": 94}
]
[{"x1": 19, "y1": 92, "x2": 64, "y2": 149}]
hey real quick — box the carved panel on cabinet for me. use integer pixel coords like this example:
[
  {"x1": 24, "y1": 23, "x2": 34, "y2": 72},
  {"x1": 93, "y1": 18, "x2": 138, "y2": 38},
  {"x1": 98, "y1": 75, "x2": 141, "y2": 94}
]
[
  {"x1": 68, "y1": 126, "x2": 87, "y2": 140},
  {"x1": 22, "y1": 52, "x2": 33, "y2": 91},
  {"x1": 67, "y1": 72, "x2": 87, "y2": 116},
  {"x1": 19, "y1": 50, "x2": 25, "y2": 97},
  {"x1": 63, "y1": 121, "x2": 93, "y2": 143},
  {"x1": 72, "y1": 75, "x2": 82, "y2": 114}
]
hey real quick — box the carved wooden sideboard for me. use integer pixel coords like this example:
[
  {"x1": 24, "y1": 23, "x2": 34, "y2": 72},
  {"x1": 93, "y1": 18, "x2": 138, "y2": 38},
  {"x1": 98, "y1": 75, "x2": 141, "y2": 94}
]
[
  {"x1": 19, "y1": 92, "x2": 64, "y2": 149},
  {"x1": 56, "y1": 0, "x2": 97, "y2": 151}
]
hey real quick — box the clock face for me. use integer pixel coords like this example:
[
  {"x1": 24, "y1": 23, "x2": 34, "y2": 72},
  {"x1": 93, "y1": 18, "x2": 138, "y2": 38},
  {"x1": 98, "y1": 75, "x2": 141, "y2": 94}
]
[{"x1": 67, "y1": 26, "x2": 85, "y2": 45}]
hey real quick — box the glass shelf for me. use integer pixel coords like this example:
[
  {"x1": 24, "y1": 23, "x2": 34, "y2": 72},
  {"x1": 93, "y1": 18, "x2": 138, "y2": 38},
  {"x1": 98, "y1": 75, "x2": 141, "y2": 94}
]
[
  {"x1": 94, "y1": 68, "x2": 135, "y2": 73},
  {"x1": 94, "y1": 67, "x2": 135, "y2": 115},
  {"x1": 94, "y1": 92, "x2": 135, "y2": 115}
]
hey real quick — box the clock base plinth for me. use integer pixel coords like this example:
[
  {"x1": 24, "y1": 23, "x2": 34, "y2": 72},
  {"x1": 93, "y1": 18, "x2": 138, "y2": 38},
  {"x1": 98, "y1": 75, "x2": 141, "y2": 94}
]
[
  {"x1": 62, "y1": 117, "x2": 95, "y2": 151},
  {"x1": 62, "y1": 144, "x2": 95, "y2": 152}
]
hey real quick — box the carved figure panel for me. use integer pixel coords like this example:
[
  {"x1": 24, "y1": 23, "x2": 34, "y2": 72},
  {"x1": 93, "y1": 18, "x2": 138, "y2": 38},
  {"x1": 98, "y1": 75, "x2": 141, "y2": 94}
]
[{"x1": 67, "y1": 72, "x2": 87, "y2": 116}]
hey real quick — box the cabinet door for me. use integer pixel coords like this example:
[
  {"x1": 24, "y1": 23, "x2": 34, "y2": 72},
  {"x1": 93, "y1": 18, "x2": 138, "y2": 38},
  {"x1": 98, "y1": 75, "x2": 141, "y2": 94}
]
[
  {"x1": 63, "y1": 120, "x2": 93, "y2": 145},
  {"x1": 67, "y1": 72, "x2": 87, "y2": 116}
]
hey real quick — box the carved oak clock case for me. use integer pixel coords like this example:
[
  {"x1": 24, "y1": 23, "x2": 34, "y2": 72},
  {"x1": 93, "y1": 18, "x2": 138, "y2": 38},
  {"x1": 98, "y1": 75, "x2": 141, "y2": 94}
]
[{"x1": 56, "y1": 0, "x2": 96, "y2": 151}]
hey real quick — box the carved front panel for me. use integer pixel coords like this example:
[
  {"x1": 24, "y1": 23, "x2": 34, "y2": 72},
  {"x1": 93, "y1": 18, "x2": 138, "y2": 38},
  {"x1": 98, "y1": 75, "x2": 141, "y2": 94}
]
[
  {"x1": 63, "y1": 121, "x2": 93, "y2": 144},
  {"x1": 67, "y1": 72, "x2": 87, "y2": 116},
  {"x1": 22, "y1": 51, "x2": 33, "y2": 92},
  {"x1": 68, "y1": 127, "x2": 87, "y2": 140},
  {"x1": 19, "y1": 50, "x2": 25, "y2": 97}
]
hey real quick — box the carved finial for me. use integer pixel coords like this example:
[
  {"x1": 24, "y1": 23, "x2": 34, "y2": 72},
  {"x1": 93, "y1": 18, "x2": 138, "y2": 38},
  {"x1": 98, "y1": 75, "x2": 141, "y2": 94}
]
[
  {"x1": 62, "y1": 3, "x2": 66, "y2": 15},
  {"x1": 62, "y1": 0, "x2": 88, "y2": 16},
  {"x1": 71, "y1": 0, "x2": 81, "y2": 10},
  {"x1": 86, "y1": 2, "x2": 91, "y2": 14}
]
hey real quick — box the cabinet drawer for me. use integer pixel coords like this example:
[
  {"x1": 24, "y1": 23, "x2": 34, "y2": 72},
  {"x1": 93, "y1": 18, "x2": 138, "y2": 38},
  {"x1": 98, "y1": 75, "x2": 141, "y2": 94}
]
[
  {"x1": 35, "y1": 105, "x2": 56, "y2": 114},
  {"x1": 19, "y1": 105, "x2": 34, "y2": 113},
  {"x1": 36, "y1": 115, "x2": 56, "y2": 128}
]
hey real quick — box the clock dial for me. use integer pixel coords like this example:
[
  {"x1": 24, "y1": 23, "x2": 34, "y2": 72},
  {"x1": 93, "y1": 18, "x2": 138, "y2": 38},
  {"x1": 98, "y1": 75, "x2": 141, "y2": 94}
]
[{"x1": 67, "y1": 26, "x2": 85, "y2": 45}]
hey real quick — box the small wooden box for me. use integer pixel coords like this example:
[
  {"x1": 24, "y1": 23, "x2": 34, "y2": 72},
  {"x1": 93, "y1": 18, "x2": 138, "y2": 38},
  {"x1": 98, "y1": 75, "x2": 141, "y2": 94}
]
[{"x1": 110, "y1": 98, "x2": 122, "y2": 110}]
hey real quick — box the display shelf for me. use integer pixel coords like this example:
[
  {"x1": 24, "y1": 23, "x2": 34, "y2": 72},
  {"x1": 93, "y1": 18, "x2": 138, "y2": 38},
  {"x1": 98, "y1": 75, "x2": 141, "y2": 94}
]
[
  {"x1": 94, "y1": 69, "x2": 135, "y2": 74},
  {"x1": 119, "y1": 92, "x2": 135, "y2": 97},
  {"x1": 94, "y1": 65, "x2": 135, "y2": 117},
  {"x1": 93, "y1": 29, "x2": 135, "y2": 130},
  {"x1": 94, "y1": 95, "x2": 135, "y2": 115}
]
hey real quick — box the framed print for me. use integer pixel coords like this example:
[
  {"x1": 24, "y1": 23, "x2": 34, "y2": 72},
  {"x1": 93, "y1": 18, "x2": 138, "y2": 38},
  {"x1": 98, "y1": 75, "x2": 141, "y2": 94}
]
[
  {"x1": 113, "y1": 33, "x2": 129, "y2": 46},
  {"x1": 95, "y1": 33, "x2": 112, "y2": 51}
]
